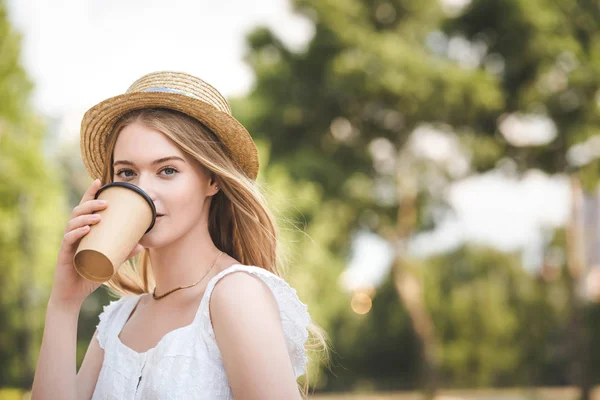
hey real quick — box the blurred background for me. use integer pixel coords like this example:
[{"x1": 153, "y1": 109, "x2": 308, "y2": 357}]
[{"x1": 2, "y1": 0, "x2": 600, "y2": 399}]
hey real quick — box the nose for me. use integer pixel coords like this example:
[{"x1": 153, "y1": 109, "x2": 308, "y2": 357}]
[{"x1": 135, "y1": 174, "x2": 159, "y2": 207}]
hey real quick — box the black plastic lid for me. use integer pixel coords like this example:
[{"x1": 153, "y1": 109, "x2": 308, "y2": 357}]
[{"x1": 94, "y1": 182, "x2": 157, "y2": 233}]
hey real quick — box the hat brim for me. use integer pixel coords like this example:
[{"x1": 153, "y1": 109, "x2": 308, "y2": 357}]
[{"x1": 80, "y1": 91, "x2": 259, "y2": 181}]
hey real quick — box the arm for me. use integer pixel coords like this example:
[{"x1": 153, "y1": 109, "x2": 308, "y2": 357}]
[
  {"x1": 31, "y1": 179, "x2": 139, "y2": 399},
  {"x1": 76, "y1": 328, "x2": 105, "y2": 399},
  {"x1": 31, "y1": 300, "x2": 103, "y2": 400},
  {"x1": 210, "y1": 272, "x2": 302, "y2": 400},
  {"x1": 31, "y1": 179, "x2": 107, "y2": 399},
  {"x1": 31, "y1": 300, "x2": 80, "y2": 400}
]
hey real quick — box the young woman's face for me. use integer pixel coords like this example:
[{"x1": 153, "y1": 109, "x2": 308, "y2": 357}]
[{"x1": 111, "y1": 120, "x2": 218, "y2": 248}]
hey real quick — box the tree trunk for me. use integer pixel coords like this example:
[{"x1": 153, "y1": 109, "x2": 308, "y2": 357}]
[
  {"x1": 391, "y1": 169, "x2": 439, "y2": 398},
  {"x1": 565, "y1": 176, "x2": 591, "y2": 400},
  {"x1": 391, "y1": 263, "x2": 439, "y2": 397}
]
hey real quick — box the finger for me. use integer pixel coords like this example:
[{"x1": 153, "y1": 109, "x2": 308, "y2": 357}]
[
  {"x1": 79, "y1": 179, "x2": 103, "y2": 205},
  {"x1": 65, "y1": 213, "x2": 101, "y2": 233},
  {"x1": 63, "y1": 225, "x2": 91, "y2": 247},
  {"x1": 72, "y1": 199, "x2": 108, "y2": 218}
]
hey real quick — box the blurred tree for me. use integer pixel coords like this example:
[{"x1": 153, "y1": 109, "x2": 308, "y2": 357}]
[
  {"x1": 446, "y1": 2, "x2": 600, "y2": 398},
  {"x1": 316, "y1": 244, "x2": 572, "y2": 391},
  {"x1": 423, "y1": 245, "x2": 570, "y2": 387},
  {"x1": 236, "y1": 0, "x2": 503, "y2": 394},
  {"x1": 0, "y1": 1, "x2": 66, "y2": 389},
  {"x1": 237, "y1": 0, "x2": 600, "y2": 395},
  {"x1": 244, "y1": 141, "x2": 355, "y2": 388},
  {"x1": 321, "y1": 276, "x2": 421, "y2": 392},
  {"x1": 446, "y1": 0, "x2": 600, "y2": 178}
]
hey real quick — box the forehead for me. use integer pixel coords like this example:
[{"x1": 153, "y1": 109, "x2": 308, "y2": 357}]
[{"x1": 113, "y1": 121, "x2": 186, "y2": 161}]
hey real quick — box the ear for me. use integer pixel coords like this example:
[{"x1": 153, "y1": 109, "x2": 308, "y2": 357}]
[{"x1": 208, "y1": 174, "x2": 220, "y2": 197}]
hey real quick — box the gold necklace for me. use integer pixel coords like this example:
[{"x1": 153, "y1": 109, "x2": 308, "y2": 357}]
[{"x1": 152, "y1": 251, "x2": 224, "y2": 300}]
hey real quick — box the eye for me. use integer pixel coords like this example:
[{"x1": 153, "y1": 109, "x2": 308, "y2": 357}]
[
  {"x1": 115, "y1": 169, "x2": 136, "y2": 179},
  {"x1": 161, "y1": 167, "x2": 178, "y2": 176}
]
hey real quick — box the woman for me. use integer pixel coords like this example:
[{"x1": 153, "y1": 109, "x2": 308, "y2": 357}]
[{"x1": 31, "y1": 71, "x2": 322, "y2": 399}]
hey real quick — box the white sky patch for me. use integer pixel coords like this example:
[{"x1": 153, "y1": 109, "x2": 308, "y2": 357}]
[
  {"x1": 343, "y1": 170, "x2": 569, "y2": 289},
  {"x1": 340, "y1": 230, "x2": 395, "y2": 291},
  {"x1": 566, "y1": 135, "x2": 600, "y2": 167},
  {"x1": 7, "y1": 0, "x2": 314, "y2": 116},
  {"x1": 499, "y1": 113, "x2": 558, "y2": 147},
  {"x1": 407, "y1": 124, "x2": 470, "y2": 178},
  {"x1": 440, "y1": 0, "x2": 472, "y2": 16},
  {"x1": 411, "y1": 170, "x2": 570, "y2": 258}
]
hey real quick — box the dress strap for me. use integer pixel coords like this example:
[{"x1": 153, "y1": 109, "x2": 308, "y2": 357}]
[
  {"x1": 95, "y1": 295, "x2": 140, "y2": 349},
  {"x1": 194, "y1": 264, "x2": 311, "y2": 378}
]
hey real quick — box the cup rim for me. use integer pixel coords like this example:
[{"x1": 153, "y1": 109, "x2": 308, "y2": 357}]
[{"x1": 94, "y1": 182, "x2": 157, "y2": 233}]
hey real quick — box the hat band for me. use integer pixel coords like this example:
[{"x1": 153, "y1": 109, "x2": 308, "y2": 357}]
[
  {"x1": 139, "y1": 86, "x2": 231, "y2": 115},
  {"x1": 142, "y1": 86, "x2": 201, "y2": 99}
]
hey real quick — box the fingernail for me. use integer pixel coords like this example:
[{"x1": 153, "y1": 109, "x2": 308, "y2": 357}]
[{"x1": 98, "y1": 200, "x2": 107, "y2": 204}]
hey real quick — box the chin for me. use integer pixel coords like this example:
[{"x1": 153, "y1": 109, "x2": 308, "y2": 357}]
[
  {"x1": 139, "y1": 216, "x2": 203, "y2": 249},
  {"x1": 139, "y1": 232, "x2": 167, "y2": 249},
  {"x1": 139, "y1": 230, "x2": 182, "y2": 249}
]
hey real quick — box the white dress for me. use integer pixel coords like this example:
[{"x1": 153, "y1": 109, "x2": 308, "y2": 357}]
[{"x1": 91, "y1": 264, "x2": 310, "y2": 400}]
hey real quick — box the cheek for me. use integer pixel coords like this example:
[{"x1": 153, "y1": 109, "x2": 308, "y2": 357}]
[
  {"x1": 139, "y1": 202, "x2": 203, "y2": 246},
  {"x1": 139, "y1": 176, "x2": 208, "y2": 246},
  {"x1": 167, "y1": 183, "x2": 205, "y2": 217},
  {"x1": 157, "y1": 177, "x2": 208, "y2": 228}
]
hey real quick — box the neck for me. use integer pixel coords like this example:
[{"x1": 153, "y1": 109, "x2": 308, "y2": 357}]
[{"x1": 148, "y1": 221, "x2": 222, "y2": 296}]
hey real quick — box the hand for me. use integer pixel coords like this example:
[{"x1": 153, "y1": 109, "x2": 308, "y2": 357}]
[{"x1": 49, "y1": 179, "x2": 144, "y2": 309}]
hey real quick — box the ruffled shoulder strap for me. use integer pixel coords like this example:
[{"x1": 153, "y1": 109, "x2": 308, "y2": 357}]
[
  {"x1": 196, "y1": 264, "x2": 311, "y2": 378},
  {"x1": 95, "y1": 295, "x2": 136, "y2": 350}
]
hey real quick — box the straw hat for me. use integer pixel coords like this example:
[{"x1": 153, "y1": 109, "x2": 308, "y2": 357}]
[{"x1": 80, "y1": 71, "x2": 259, "y2": 181}]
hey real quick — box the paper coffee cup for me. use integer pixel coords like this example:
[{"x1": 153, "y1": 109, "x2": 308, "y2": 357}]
[{"x1": 73, "y1": 182, "x2": 156, "y2": 283}]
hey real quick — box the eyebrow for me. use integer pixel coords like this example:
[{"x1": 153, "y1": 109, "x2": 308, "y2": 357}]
[{"x1": 113, "y1": 156, "x2": 186, "y2": 167}]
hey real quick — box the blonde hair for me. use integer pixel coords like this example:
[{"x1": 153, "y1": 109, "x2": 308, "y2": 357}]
[{"x1": 98, "y1": 108, "x2": 327, "y2": 396}]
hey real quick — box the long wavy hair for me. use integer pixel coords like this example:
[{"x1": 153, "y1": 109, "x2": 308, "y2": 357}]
[{"x1": 98, "y1": 108, "x2": 327, "y2": 396}]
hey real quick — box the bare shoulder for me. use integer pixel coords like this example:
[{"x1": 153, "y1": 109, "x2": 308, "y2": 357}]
[
  {"x1": 210, "y1": 269, "x2": 278, "y2": 314},
  {"x1": 208, "y1": 269, "x2": 302, "y2": 399}
]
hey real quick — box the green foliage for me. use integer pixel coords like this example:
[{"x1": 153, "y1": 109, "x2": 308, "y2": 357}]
[
  {"x1": 236, "y1": 0, "x2": 600, "y2": 391},
  {"x1": 322, "y1": 278, "x2": 421, "y2": 392},
  {"x1": 423, "y1": 246, "x2": 570, "y2": 387},
  {"x1": 0, "y1": 6, "x2": 32, "y2": 123},
  {"x1": 446, "y1": 0, "x2": 600, "y2": 176},
  {"x1": 234, "y1": 0, "x2": 596, "y2": 392},
  {"x1": 254, "y1": 144, "x2": 354, "y2": 386},
  {"x1": 0, "y1": 0, "x2": 66, "y2": 388},
  {"x1": 315, "y1": 245, "x2": 572, "y2": 391}
]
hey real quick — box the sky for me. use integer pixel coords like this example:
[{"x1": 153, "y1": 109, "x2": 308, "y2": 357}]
[
  {"x1": 7, "y1": 0, "x2": 314, "y2": 116},
  {"x1": 342, "y1": 170, "x2": 569, "y2": 289},
  {"x1": 7, "y1": 0, "x2": 571, "y2": 289}
]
